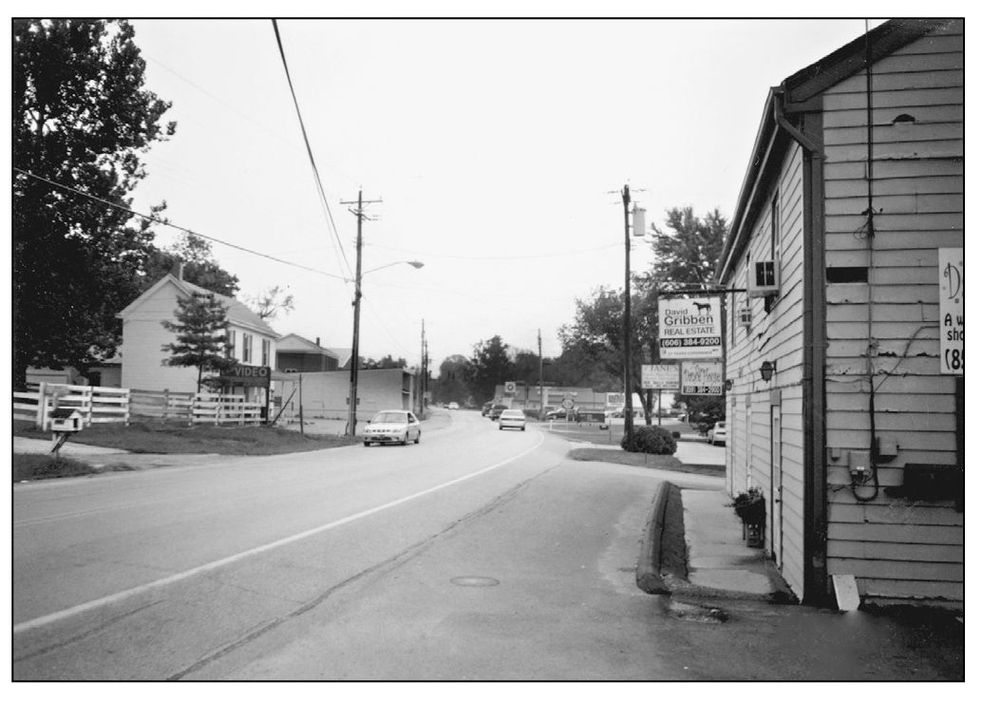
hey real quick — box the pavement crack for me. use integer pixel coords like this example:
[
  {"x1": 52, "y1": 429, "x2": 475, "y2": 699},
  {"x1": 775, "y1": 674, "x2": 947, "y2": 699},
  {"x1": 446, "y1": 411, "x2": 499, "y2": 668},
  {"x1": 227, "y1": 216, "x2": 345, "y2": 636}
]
[
  {"x1": 167, "y1": 460, "x2": 560, "y2": 680},
  {"x1": 14, "y1": 600, "x2": 166, "y2": 663}
]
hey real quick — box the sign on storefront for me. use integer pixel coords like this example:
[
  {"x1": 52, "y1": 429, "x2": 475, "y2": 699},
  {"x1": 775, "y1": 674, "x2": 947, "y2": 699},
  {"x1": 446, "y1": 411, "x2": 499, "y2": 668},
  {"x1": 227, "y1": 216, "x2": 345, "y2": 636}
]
[
  {"x1": 681, "y1": 361, "x2": 723, "y2": 395},
  {"x1": 658, "y1": 297, "x2": 722, "y2": 360},
  {"x1": 219, "y1": 364, "x2": 271, "y2": 388},
  {"x1": 939, "y1": 247, "x2": 963, "y2": 375}
]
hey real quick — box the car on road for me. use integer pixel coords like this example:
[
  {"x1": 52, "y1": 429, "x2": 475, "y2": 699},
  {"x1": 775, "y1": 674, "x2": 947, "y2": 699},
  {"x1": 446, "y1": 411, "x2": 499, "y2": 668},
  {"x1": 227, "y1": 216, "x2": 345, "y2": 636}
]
[
  {"x1": 488, "y1": 404, "x2": 509, "y2": 420},
  {"x1": 448, "y1": 402, "x2": 459, "y2": 410},
  {"x1": 481, "y1": 401, "x2": 493, "y2": 416},
  {"x1": 708, "y1": 421, "x2": 727, "y2": 446},
  {"x1": 545, "y1": 407, "x2": 571, "y2": 420},
  {"x1": 498, "y1": 409, "x2": 527, "y2": 431},
  {"x1": 362, "y1": 410, "x2": 421, "y2": 446}
]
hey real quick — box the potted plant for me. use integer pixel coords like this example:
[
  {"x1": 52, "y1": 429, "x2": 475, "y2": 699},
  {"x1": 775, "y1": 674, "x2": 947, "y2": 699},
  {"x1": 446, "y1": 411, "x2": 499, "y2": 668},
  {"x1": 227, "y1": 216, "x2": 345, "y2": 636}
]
[{"x1": 730, "y1": 487, "x2": 765, "y2": 547}]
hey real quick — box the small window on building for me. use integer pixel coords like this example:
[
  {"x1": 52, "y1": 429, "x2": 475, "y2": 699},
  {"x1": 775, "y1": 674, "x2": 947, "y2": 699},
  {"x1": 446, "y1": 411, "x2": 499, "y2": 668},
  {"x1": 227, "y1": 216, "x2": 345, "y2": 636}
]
[
  {"x1": 242, "y1": 333, "x2": 253, "y2": 363},
  {"x1": 261, "y1": 339, "x2": 271, "y2": 367},
  {"x1": 826, "y1": 267, "x2": 869, "y2": 283},
  {"x1": 227, "y1": 330, "x2": 237, "y2": 359}
]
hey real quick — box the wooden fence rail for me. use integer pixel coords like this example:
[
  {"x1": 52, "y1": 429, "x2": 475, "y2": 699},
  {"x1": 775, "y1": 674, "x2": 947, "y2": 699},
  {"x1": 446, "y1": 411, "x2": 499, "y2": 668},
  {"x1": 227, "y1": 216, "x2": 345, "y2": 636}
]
[{"x1": 15, "y1": 385, "x2": 262, "y2": 428}]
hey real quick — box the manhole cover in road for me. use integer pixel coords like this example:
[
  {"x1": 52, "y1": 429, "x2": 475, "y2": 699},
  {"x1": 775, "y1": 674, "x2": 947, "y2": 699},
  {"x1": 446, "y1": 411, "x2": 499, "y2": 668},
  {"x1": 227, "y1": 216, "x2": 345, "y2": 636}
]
[{"x1": 451, "y1": 576, "x2": 500, "y2": 587}]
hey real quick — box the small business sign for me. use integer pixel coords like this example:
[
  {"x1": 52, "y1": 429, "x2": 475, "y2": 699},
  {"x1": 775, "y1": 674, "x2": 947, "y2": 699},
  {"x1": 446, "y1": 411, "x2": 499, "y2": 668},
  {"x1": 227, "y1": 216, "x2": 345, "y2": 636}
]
[
  {"x1": 504, "y1": 381, "x2": 517, "y2": 395},
  {"x1": 641, "y1": 364, "x2": 680, "y2": 390},
  {"x1": 658, "y1": 297, "x2": 722, "y2": 360},
  {"x1": 681, "y1": 361, "x2": 723, "y2": 396},
  {"x1": 939, "y1": 247, "x2": 963, "y2": 375},
  {"x1": 219, "y1": 364, "x2": 271, "y2": 388}
]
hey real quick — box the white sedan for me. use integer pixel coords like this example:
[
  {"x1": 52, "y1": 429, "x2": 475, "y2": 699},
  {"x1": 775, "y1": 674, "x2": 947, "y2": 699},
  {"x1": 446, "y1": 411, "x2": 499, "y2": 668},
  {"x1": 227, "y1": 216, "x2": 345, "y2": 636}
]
[
  {"x1": 498, "y1": 409, "x2": 527, "y2": 431},
  {"x1": 362, "y1": 410, "x2": 422, "y2": 446},
  {"x1": 708, "y1": 421, "x2": 727, "y2": 446}
]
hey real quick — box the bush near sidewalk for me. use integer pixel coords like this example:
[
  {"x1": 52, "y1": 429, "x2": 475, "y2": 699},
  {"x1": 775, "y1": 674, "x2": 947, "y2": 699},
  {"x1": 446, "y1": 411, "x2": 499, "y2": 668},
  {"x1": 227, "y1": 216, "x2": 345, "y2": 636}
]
[
  {"x1": 13, "y1": 419, "x2": 360, "y2": 455},
  {"x1": 621, "y1": 425, "x2": 678, "y2": 455}
]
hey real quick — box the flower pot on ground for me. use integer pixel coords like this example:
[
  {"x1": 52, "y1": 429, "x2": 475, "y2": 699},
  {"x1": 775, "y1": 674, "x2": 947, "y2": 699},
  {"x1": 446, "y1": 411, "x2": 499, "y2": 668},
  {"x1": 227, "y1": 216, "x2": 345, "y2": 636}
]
[{"x1": 729, "y1": 487, "x2": 766, "y2": 548}]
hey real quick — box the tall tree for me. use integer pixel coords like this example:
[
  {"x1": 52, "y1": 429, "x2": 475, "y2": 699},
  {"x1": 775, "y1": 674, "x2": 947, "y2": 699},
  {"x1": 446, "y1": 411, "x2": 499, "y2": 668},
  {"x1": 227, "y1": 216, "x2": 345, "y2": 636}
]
[
  {"x1": 161, "y1": 292, "x2": 231, "y2": 392},
  {"x1": 13, "y1": 19, "x2": 175, "y2": 386},
  {"x1": 143, "y1": 232, "x2": 240, "y2": 297},
  {"x1": 246, "y1": 285, "x2": 294, "y2": 321},
  {"x1": 431, "y1": 354, "x2": 471, "y2": 405},
  {"x1": 638, "y1": 206, "x2": 728, "y2": 293},
  {"x1": 469, "y1": 336, "x2": 513, "y2": 403}
]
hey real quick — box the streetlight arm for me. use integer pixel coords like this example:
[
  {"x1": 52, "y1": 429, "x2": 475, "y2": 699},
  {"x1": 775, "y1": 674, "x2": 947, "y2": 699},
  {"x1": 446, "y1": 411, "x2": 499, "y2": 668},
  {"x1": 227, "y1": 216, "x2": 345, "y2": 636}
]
[{"x1": 358, "y1": 260, "x2": 424, "y2": 278}]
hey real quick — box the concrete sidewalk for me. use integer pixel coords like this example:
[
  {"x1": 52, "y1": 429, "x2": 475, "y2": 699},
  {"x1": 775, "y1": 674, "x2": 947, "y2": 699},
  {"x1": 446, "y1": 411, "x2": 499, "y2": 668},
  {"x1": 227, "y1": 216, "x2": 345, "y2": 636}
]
[{"x1": 678, "y1": 487, "x2": 794, "y2": 601}]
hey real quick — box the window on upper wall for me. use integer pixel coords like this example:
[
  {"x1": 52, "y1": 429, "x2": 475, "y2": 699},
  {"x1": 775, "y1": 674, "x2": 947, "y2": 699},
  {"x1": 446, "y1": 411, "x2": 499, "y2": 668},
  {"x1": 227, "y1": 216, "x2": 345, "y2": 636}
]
[
  {"x1": 261, "y1": 339, "x2": 270, "y2": 367},
  {"x1": 242, "y1": 333, "x2": 253, "y2": 363},
  {"x1": 227, "y1": 330, "x2": 237, "y2": 359}
]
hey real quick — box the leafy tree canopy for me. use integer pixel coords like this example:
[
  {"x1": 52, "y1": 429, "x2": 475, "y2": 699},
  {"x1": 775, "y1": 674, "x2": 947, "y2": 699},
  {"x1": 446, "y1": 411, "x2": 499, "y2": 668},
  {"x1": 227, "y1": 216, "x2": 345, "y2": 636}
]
[
  {"x1": 142, "y1": 232, "x2": 240, "y2": 297},
  {"x1": 13, "y1": 19, "x2": 175, "y2": 385},
  {"x1": 469, "y1": 336, "x2": 512, "y2": 403}
]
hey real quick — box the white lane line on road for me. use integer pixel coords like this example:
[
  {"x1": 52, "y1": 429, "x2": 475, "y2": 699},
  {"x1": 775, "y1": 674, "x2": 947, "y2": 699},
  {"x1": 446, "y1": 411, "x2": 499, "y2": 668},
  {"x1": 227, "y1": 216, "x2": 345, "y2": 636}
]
[{"x1": 14, "y1": 432, "x2": 545, "y2": 635}]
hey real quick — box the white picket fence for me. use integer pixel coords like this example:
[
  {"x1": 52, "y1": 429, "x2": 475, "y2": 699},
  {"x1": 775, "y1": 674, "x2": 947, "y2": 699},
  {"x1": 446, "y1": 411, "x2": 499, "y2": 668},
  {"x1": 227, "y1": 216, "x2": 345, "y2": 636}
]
[
  {"x1": 14, "y1": 382, "x2": 130, "y2": 430},
  {"x1": 14, "y1": 384, "x2": 264, "y2": 429},
  {"x1": 191, "y1": 393, "x2": 263, "y2": 425}
]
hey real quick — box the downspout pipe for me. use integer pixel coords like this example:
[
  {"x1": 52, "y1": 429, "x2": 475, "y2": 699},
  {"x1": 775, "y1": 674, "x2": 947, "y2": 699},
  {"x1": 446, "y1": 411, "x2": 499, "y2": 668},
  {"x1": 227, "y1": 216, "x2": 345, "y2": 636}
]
[{"x1": 773, "y1": 89, "x2": 824, "y2": 157}]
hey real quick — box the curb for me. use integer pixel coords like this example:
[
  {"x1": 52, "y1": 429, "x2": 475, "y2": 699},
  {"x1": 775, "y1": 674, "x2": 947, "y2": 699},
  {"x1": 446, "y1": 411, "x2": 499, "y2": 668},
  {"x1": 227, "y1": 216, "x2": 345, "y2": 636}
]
[{"x1": 636, "y1": 481, "x2": 673, "y2": 594}]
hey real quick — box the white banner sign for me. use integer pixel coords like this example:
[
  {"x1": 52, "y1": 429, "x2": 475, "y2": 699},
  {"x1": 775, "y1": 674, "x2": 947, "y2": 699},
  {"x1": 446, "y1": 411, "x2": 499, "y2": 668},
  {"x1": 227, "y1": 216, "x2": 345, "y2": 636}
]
[
  {"x1": 939, "y1": 247, "x2": 963, "y2": 375},
  {"x1": 681, "y1": 361, "x2": 724, "y2": 396},
  {"x1": 642, "y1": 364, "x2": 680, "y2": 390},
  {"x1": 658, "y1": 297, "x2": 722, "y2": 360}
]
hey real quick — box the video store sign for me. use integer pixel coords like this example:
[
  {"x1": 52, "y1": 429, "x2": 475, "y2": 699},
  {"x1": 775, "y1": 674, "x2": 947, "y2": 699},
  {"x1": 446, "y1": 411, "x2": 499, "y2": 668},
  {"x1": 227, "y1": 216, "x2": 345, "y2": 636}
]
[
  {"x1": 658, "y1": 297, "x2": 722, "y2": 360},
  {"x1": 219, "y1": 364, "x2": 271, "y2": 388}
]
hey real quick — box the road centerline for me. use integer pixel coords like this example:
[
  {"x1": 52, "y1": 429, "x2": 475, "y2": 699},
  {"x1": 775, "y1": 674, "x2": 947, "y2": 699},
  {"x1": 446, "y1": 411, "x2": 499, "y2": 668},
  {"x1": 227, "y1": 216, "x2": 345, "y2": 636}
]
[{"x1": 14, "y1": 432, "x2": 545, "y2": 635}]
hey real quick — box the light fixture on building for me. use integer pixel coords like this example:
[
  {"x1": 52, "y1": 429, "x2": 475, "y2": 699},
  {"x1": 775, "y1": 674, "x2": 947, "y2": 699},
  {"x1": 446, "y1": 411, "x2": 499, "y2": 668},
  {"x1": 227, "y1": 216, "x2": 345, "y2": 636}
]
[{"x1": 759, "y1": 360, "x2": 776, "y2": 382}]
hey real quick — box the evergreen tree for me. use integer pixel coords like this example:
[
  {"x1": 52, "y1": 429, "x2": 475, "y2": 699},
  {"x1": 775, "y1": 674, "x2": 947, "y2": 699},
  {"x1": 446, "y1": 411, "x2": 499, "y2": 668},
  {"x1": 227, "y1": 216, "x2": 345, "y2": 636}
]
[{"x1": 161, "y1": 293, "x2": 232, "y2": 392}]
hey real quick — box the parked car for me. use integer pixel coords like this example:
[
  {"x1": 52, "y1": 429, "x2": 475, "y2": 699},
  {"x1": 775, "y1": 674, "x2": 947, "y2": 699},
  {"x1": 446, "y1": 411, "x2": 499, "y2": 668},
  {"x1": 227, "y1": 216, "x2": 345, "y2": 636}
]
[
  {"x1": 362, "y1": 410, "x2": 421, "y2": 446},
  {"x1": 545, "y1": 407, "x2": 571, "y2": 420},
  {"x1": 599, "y1": 407, "x2": 645, "y2": 430},
  {"x1": 498, "y1": 409, "x2": 527, "y2": 431},
  {"x1": 488, "y1": 404, "x2": 509, "y2": 420},
  {"x1": 448, "y1": 402, "x2": 459, "y2": 410},
  {"x1": 708, "y1": 421, "x2": 727, "y2": 446},
  {"x1": 481, "y1": 402, "x2": 493, "y2": 417}
]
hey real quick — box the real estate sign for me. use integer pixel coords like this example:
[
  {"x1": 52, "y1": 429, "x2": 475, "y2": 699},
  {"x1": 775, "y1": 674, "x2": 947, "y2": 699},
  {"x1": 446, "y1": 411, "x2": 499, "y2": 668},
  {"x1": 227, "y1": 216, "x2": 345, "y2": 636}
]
[
  {"x1": 641, "y1": 364, "x2": 679, "y2": 390},
  {"x1": 658, "y1": 297, "x2": 722, "y2": 360},
  {"x1": 939, "y1": 247, "x2": 963, "y2": 375},
  {"x1": 681, "y1": 361, "x2": 723, "y2": 396}
]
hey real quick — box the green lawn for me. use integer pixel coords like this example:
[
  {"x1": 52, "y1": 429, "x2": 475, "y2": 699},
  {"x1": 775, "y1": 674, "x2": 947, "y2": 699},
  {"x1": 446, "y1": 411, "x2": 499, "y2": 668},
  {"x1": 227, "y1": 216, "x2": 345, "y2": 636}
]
[{"x1": 13, "y1": 419, "x2": 360, "y2": 455}]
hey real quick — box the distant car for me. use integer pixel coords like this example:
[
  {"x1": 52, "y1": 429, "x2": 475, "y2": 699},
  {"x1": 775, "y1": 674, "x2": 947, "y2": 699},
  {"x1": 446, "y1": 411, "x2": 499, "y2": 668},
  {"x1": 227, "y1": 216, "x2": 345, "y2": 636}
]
[
  {"x1": 363, "y1": 410, "x2": 421, "y2": 446},
  {"x1": 599, "y1": 408, "x2": 645, "y2": 430},
  {"x1": 545, "y1": 407, "x2": 571, "y2": 420},
  {"x1": 498, "y1": 409, "x2": 527, "y2": 431},
  {"x1": 481, "y1": 402, "x2": 493, "y2": 417},
  {"x1": 708, "y1": 421, "x2": 727, "y2": 446},
  {"x1": 448, "y1": 402, "x2": 459, "y2": 410},
  {"x1": 488, "y1": 404, "x2": 509, "y2": 420}
]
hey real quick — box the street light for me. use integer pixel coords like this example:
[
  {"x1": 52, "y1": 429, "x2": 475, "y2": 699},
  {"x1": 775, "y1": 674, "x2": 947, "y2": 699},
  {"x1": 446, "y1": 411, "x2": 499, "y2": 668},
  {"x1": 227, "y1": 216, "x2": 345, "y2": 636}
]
[{"x1": 346, "y1": 259, "x2": 425, "y2": 437}]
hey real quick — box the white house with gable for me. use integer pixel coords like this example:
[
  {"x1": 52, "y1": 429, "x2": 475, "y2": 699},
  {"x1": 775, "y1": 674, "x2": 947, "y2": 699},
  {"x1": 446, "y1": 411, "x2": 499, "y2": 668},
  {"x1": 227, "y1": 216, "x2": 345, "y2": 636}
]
[{"x1": 118, "y1": 272, "x2": 278, "y2": 395}]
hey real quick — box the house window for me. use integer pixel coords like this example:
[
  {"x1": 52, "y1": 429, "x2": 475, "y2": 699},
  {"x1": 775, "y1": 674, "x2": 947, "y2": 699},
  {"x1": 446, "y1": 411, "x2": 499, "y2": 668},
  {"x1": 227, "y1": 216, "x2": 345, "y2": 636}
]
[
  {"x1": 227, "y1": 330, "x2": 237, "y2": 359},
  {"x1": 242, "y1": 333, "x2": 253, "y2": 363},
  {"x1": 261, "y1": 339, "x2": 270, "y2": 367}
]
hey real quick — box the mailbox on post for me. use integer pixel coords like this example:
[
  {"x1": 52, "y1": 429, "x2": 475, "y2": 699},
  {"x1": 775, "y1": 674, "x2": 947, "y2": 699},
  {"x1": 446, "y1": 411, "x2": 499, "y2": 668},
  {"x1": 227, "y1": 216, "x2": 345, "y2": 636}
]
[{"x1": 49, "y1": 407, "x2": 84, "y2": 456}]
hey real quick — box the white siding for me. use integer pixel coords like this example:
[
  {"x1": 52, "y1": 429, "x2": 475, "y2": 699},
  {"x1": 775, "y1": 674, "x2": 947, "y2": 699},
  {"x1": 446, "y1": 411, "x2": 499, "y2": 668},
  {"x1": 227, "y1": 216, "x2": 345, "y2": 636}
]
[
  {"x1": 821, "y1": 22, "x2": 963, "y2": 606},
  {"x1": 724, "y1": 143, "x2": 808, "y2": 599}
]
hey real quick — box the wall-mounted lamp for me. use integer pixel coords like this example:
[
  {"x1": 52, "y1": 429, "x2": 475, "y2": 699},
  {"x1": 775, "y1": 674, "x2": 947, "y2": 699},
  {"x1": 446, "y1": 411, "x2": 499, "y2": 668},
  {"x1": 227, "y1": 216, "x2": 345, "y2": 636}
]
[
  {"x1": 759, "y1": 360, "x2": 776, "y2": 382},
  {"x1": 724, "y1": 379, "x2": 733, "y2": 391}
]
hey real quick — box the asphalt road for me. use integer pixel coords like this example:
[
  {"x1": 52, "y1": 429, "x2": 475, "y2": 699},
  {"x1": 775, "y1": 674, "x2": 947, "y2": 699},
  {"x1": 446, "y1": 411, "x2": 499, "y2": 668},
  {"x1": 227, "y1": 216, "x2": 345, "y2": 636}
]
[{"x1": 13, "y1": 409, "x2": 721, "y2": 680}]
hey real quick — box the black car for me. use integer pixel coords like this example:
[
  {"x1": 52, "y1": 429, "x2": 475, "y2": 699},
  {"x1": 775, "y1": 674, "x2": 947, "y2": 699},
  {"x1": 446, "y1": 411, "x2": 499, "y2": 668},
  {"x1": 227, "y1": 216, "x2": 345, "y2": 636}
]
[{"x1": 488, "y1": 404, "x2": 509, "y2": 420}]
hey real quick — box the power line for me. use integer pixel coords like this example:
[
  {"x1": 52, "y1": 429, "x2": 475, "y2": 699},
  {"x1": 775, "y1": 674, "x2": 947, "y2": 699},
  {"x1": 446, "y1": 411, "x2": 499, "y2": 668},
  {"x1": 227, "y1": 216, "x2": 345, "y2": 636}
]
[
  {"x1": 14, "y1": 167, "x2": 350, "y2": 282},
  {"x1": 365, "y1": 241, "x2": 623, "y2": 261},
  {"x1": 271, "y1": 19, "x2": 352, "y2": 279}
]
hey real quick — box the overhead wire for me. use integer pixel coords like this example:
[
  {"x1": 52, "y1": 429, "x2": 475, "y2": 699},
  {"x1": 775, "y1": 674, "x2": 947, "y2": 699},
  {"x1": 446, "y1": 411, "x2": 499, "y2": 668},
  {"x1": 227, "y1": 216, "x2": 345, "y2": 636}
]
[
  {"x1": 14, "y1": 167, "x2": 350, "y2": 282},
  {"x1": 270, "y1": 19, "x2": 352, "y2": 280}
]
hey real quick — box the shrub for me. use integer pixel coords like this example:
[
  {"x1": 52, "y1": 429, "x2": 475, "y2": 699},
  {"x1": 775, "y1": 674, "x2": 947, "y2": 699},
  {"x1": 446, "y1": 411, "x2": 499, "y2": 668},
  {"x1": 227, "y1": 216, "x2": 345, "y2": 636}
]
[{"x1": 620, "y1": 425, "x2": 677, "y2": 455}]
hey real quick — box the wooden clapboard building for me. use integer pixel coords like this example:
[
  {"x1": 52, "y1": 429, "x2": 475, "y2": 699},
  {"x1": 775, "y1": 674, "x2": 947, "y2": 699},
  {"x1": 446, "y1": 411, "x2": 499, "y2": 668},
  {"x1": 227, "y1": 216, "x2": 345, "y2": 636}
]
[{"x1": 716, "y1": 19, "x2": 963, "y2": 607}]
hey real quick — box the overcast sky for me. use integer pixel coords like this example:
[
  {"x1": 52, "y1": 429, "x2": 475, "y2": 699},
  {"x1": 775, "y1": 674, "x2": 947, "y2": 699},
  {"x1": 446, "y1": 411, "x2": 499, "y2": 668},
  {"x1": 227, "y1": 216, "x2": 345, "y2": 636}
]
[{"x1": 117, "y1": 16, "x2": 890, "y2": 368}]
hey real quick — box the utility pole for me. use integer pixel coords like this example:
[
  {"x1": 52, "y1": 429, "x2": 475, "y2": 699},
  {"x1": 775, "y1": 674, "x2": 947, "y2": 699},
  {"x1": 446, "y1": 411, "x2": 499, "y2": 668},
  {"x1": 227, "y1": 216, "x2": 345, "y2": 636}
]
[
  {"x1": 341, "y1": 189, "x2": 382, "y2": 437},
  {"x1": 538, "y1": 328, "x2": 544, "y2": 417},
  {"x1": 622, "y1": 184, "x2": 635, "y2": 446},
  {"x1": 419, "y1": 319, "x2": 425, "y2": 415},
  {"x1": 423, "y1": 338, "x2": 429, "y2": 415}
]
